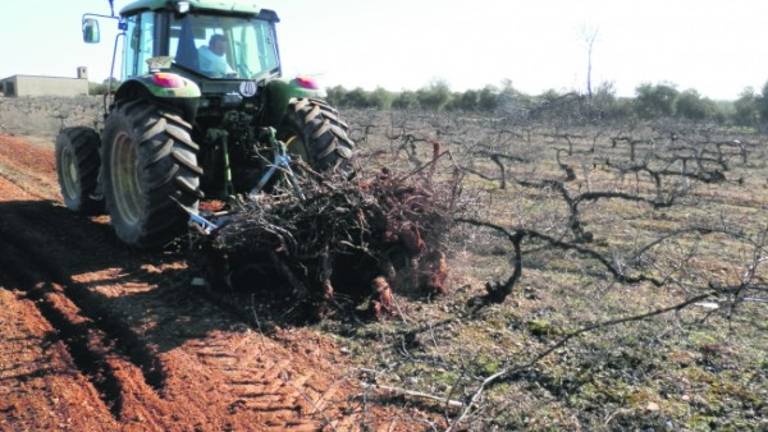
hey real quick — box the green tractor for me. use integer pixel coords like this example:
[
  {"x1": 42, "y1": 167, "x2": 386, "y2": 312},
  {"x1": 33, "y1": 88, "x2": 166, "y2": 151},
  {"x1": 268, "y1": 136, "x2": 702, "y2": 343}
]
[{"x1": 56, "y1": 0, "x2": 354, "y2": 247}]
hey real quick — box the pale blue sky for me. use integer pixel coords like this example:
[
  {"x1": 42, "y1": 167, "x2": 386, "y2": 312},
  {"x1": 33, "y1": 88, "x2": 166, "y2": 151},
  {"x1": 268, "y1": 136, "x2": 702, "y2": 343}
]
[{"x1": 1, "y1": 1, "x2": 766, "y2": 99}]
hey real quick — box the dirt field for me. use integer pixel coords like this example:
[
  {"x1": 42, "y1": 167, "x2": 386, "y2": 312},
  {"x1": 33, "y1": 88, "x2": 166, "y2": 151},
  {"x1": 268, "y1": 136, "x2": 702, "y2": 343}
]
[
  {"x1": 0, "y1": 130, "x2": 432, "y2": 430},
  {"x1": 1, "y1": 97, "x2": 767, "y2": 431}
]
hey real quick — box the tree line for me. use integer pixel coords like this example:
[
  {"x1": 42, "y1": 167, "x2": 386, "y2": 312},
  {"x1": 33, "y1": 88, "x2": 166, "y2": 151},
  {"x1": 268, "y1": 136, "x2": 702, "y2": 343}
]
[
  {"x1": 88, "y1": 78, "x2": 122, "y2": 95},
  {"x1": 326, "y1": 80, "x2": 768, "y2": 126}
]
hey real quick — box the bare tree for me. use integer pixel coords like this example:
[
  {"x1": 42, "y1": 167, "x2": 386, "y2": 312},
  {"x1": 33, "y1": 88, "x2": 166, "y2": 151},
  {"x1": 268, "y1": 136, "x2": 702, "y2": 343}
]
[{"x1": 582, "y1": 26, "x2": 600, "y2": 103}]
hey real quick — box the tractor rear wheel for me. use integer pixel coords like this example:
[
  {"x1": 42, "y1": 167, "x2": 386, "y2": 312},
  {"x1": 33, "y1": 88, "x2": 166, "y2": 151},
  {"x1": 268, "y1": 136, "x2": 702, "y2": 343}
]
[
  {"x1": 55, "y1": 126, "x2": 103, "y2": 215},
  {"x1": 282, "y1": 98, "x2": 355, "y2": 172},
  {"x1": 101, "y1": 100, "x2": 203, "y2": 248}
]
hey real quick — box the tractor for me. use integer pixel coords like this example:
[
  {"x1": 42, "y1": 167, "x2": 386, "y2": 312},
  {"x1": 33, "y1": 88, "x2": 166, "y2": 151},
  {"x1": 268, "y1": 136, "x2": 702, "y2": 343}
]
[{"x1": 56, "y1": 0, "x2": 354, "y2": 248}]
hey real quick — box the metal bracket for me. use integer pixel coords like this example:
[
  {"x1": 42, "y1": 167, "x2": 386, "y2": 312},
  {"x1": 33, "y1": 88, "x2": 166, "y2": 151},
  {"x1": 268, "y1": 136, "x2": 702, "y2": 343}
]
[
  {"x1": 249, "y1": 128, "x2": 305, "y2": 200},
  {"x1": 172, "y1": 197, "x2": 219, "y2": 234}
]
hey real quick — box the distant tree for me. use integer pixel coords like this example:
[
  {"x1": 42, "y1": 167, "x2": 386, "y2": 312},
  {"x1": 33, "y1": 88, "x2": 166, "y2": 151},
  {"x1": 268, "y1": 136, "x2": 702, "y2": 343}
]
[
  {"x1": 368, "y1": 87, "x2": 394, "y2": 110},
  {"x1": 612, "y1": 97, "x2": 636, "y2": 119},
  {"x1": 675, "y1": 89, "x2": 717, "y2": 121},
  {"x1": 392, "y1": 90, "x2": 419, "y2": 110},
  {"x1": 497, "y1": 80, "x2": 532, "y2": 117},
  {"x1": 308, "y1": 80, "x2": 737, "y2": 124},
  {"x1": 443, "y1": 92, "x2": 462, "y2": 111},
  {"x1": 589, "y1": 81, "x2": 633, "y2": 119},
  {"x1": 104, "y1": 77, "x2": 121, "y2": 89},
  {"x1": 449, "y1": 89, "x2": 478, "y2": 111},
  {"x1": 711, "y1": 100, "x2": 732, "y2": 124},
  {"x1": 531, "y1": 89, "x2": 588, "y2": 122},
  {"x1": 634, "y1": 82, "x2": 679, "y2": 119},
  {"x1": 416, "y1": 80, "x2": 451, "y2": 111},
  {"x1": 582, "y1": 26, "x2": 599, "y2": 103},
  {"x1": 593, "y1": 81, "x2": 614, "y2": 99},
  {"x1": 537, "y1": 89, "x2": 562, "y2": 104},
  {"x1": 89, "y1": 77, "x2": 122, "y2": 95},
  {"x1": 733, "y1": 86, "x2": 759, "y2": 126},
  {"x1": 325, "y1": 85, "x2": 348, "y2": 107},
  {"x1": 88, "y1": 82, "x2": 102, "y2": 95},
  {"x1": 477, "y1": 86, "x2": 499, "y2": 112},
  {"x1": 344, "y1": 87, "x2": 372, "y2": 108}
]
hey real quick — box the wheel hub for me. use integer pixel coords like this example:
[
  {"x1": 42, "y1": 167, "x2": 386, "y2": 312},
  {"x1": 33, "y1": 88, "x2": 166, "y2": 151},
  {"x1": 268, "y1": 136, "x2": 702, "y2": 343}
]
[
  {"x1": 60, "y1": 144, "x2": 80, "y2": 202},
  {"x1": 111, "y1": 132, "x2": 144, "y2": 226}
]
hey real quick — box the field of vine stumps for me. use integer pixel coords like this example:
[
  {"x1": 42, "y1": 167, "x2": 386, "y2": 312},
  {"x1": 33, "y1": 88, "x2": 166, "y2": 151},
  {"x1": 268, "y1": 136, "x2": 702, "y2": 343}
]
[{"x1": 0, "y1": 95, "x2": 766, "y2": 431}]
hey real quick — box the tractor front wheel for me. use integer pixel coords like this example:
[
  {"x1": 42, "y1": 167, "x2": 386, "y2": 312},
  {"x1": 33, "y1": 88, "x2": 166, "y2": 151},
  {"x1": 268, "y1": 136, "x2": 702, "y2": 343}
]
[
  {"x1": 282, "y1": 98, "x2": 355, "y2": 172},
  {"x1": 101, "y1": 100, "x2": 203, "y2": 248}
]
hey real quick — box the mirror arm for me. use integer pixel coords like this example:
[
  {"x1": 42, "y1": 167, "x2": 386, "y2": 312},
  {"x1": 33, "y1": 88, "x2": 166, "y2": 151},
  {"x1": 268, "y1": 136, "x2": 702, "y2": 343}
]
[
  {"x1": 105, "y1": 32, "x2": 126, "y2": 116},
  {"x1": 82, "y1": 13, "x2": 126, "y2": 34},
  {"x1": 82, "y1": 13, "x2": 121, "y2": 22}
]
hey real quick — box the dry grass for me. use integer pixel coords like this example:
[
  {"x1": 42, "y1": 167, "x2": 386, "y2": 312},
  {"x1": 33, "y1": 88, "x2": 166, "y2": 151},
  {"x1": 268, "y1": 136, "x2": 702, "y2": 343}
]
[
  {"x1": 4, "y1": 97, "x2": 764, "y2": 430},
  {"x1": 323, "y1": 109, "x2": 768, "y2": 431}
]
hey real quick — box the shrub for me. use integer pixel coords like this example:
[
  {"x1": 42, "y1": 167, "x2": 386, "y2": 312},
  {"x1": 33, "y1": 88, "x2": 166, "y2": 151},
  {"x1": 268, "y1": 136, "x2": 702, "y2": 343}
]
[
  {"x1": 392, "y1": 90, "x2": 419, "y2": 110},
  {"x1": 634, "y1": 82, "x2": 679, "y2": 119},
  {"x1": 675, "y1": 89, "x2": 717, "y2": 121},
  {"x1": 733, "y1": 87, "x2": 759, "y2": 126},
  {"x1": 416, "y1": 80, "x2": 451, "y2": 111}
]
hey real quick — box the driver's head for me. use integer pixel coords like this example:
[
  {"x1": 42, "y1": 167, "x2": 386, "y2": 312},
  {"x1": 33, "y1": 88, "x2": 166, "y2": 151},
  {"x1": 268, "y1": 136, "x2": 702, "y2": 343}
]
[{"x1": 209, "y1": 34, "x2": 228, "y2": 56}]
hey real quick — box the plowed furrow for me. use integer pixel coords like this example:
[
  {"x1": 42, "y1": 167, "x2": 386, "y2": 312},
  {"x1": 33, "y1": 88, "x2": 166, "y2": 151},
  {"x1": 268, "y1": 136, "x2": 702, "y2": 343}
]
[
  {"x1": 0, "y1": 282, "x2": 119, "y2": 431},
  {"x1": 0, "y1": 221, "x2": 168, "y2": 394},
  {"x1": 0, "y1": 191, "x2": 345, "y2": 430},
  {"x1": 0, "y1": 239, "x2": 125, "y2": 419}
]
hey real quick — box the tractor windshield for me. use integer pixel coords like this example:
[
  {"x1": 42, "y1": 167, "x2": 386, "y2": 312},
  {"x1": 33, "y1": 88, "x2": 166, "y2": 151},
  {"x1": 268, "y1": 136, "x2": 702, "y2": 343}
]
[{"x1": 170, "y1": 13, "x2": 280, "y2": 80}]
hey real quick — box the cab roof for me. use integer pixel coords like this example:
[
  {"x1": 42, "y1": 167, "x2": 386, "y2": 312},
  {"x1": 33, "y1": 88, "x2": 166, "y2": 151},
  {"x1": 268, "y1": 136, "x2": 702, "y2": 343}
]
[{"x1": 120, "y1": 0, "x2": 263, "y2": 16}]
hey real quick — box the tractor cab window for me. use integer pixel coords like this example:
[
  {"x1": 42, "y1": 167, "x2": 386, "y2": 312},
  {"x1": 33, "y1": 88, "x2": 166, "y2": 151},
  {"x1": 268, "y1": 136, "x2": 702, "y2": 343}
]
[
  {"x1": 122, "y1": 12, "x2": 155, "y2": 79},
  {"x1": 137, "y1": 12, "x2": 155, "y2": 75},
  {"x1": 170, "y1": 14, "x2": 279, "y2": 80},
  {"x1": 123, "y1": 16, "x2": 138, "y2": 78}
]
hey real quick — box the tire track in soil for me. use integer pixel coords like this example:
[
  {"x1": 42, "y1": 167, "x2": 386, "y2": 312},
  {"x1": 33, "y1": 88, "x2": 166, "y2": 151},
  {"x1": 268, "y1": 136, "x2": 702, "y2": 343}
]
[
  {"x1": 0, "y1": 146, "x2": 185, "y2": 429},
  {"x1": 0, "y1": 203, "x2": 355, "y2": 431},
  {"x1": 0, "y1": 240, "x2": 128, "y2": 419},
  {"x1": 0, "y1": 187, "x2": 172, "y2": 429},
  {"x1": 0, "y1": 213, "x2": 168, "y2": 393},
  {"x1": 0, "y1": 281, "x2": 119, "y2": 431},
  {"x1": 0, "y1": 134, "x2": 426, "y2": 431}
]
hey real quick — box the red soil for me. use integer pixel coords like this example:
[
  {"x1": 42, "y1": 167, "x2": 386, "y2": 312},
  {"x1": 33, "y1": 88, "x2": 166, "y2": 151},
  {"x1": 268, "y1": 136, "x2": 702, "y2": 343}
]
[{"x1": 0, "y1": 134, "x2": 428, "y2": 431}]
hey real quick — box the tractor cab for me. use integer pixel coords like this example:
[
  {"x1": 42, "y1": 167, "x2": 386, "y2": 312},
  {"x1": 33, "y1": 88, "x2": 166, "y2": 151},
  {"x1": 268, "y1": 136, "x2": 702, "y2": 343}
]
[
  {"x1": 118, "y1": 1, "x2": 281, "y2": 82},
  {"x1": 81, "y1": 0, "x2": 323, "y2": 120},
  {"x1": 66, "y1": 0, "x2": 353, "y2": 248}
]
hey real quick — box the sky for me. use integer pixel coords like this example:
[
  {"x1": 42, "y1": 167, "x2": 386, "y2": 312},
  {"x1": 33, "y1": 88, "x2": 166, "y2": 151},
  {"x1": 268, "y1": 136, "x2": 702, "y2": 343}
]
[{"x1": 1, "y1": 0, "x2": 767, "y2": 100}]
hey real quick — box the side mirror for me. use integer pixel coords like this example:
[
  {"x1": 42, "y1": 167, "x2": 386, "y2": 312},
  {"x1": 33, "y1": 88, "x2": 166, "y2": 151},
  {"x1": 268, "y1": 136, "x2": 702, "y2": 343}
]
[{"x1": 83, "y1": 18, "x2": 101, "y2": 44}]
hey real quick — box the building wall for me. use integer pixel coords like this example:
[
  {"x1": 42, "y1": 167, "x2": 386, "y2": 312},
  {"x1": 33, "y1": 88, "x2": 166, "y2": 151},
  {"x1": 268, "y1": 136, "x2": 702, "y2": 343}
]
[
  {"x1": 1, "y1": 78, "x2": 17, "y2": 97},
  {"x1": 14, "y1": 76, "x2": 89, "y2": 97}
]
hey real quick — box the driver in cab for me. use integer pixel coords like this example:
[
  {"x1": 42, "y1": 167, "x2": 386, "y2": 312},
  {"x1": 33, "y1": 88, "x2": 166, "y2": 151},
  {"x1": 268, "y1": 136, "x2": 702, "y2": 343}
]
[{"x1": 198, "y1": 34, "x2": 235, "y2": 77}]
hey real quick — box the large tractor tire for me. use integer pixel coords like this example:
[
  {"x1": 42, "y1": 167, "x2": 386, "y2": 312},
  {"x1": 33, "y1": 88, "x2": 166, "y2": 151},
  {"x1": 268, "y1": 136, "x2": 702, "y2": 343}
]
[
  {"x1": 55, "y1": 126, "x2": 103, "y2": 215},
  {"x1": 101, "y1": 100, "x2": 203, "y2": 248},
  {"x1": 282, "y1": 98, "x2": 355, "y2": 172}
]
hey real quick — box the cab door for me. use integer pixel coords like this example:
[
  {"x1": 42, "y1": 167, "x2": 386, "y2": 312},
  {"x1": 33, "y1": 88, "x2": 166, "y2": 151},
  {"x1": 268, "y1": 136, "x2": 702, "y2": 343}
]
[{"x1": 122, "y1": 11, "x2": 156, "y2": 79}]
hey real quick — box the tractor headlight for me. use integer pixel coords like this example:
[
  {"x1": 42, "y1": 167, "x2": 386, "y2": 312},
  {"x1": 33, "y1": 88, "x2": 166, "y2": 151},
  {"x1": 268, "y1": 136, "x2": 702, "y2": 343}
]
[{"x1": 177, "y1": 1, "x2": 190, "y2": 14}]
